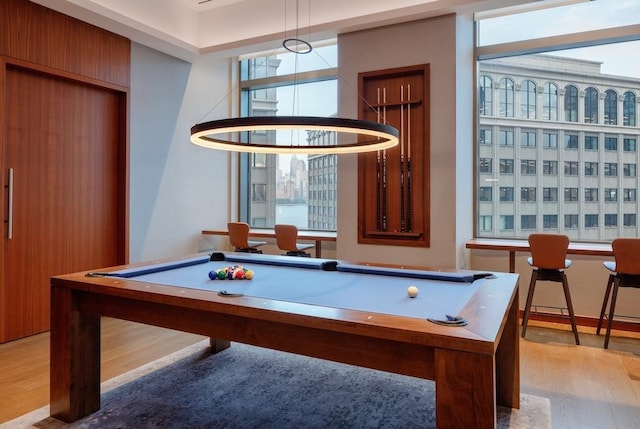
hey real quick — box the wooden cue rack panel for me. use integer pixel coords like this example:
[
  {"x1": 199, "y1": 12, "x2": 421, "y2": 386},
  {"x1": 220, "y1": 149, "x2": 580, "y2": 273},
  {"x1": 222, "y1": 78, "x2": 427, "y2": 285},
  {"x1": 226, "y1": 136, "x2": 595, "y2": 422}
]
[{"x1": 357, "y1": 64, "x2": 430, "y2": 247}]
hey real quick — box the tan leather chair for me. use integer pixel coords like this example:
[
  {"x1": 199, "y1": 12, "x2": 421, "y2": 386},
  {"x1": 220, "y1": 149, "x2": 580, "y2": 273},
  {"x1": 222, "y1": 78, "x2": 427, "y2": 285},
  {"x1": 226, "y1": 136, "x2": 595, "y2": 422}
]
[
  {"x1": 596, "y1": 238, "x2": 640, "y2": 349},
  {"x1": 521, "y1": 233, "x2": 580, "y2": 345},
  {"x1": 274, "y1": 224, "x2": 313, "y2": 257},
  {"x1": 227, "y1": 222, "x2": 266, "y2": 253}
]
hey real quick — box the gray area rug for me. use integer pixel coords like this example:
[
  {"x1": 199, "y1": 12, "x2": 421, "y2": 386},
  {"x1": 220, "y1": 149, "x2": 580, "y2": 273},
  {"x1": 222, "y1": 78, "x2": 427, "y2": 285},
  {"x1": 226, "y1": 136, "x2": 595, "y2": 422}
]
[{"x1": 5, "y1": 341, "x2": 550, "y2": 429}]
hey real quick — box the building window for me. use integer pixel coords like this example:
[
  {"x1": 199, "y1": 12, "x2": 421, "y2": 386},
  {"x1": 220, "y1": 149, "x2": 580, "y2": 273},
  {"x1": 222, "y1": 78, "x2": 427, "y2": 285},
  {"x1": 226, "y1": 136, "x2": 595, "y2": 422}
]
[
  {"x1": 543, "y1": 188, "x2": 558, "y2": 202},
  {"x1": 521, "y1": 187, "x2": 536, "y2": 202},
  {"x1": 500, "y1": 130, "x2": 514, "y2": 146},
  {"x1": 584, "y1": 162, "x2": 598, "y2": 176},
  {"x1": 564, "y1": 161, "x2": 579, "y2": 176},
  {"x1": 479, "y1": 215, "x2": 492, "y2": 231},
  {"x1": 624, "y1": 138, "x2": 637, "y2": 152},
  {"x1": 565, "y1": 133, "x2": 578, "y2": 149},
  {"x1": 542, "y1": 82, "x2": 558, "y2": 120},
  {"x1": 499, "y1": 158, "x2": 514, "y2": 173},
  {"x1": 564, "y1": 85, "x2": 578, "y2": 122},
  {"x1": 585, "y1": 188, "x2": 599, "y2": 202},
  {"x1": 564, "y1": 188, "x2": 578, "y2": 202},
  {"x1": 500, "y1": 187, "x2": 514, "y2": 202},
  {"x1": 500, "y1": 215, "x2": 514, "y2": 230},
  {"x1": 585, "y1": 87, "x2": 599, "y2": 124},
  {"x1": 605, "y1": 214, "x2": 618, "y2": 227},
  {"x1": 543, "y1": 160, "x2": 558, "y2": 175},
  {"x1": 521, "y1": 215, "x2": 536, "y2": 229},
  {"x1": 521, "y1": 130, "x2": 536, "y2": 147},
  {"x1": 623, "y1": 91, "x2": 636, "y2": 126},
  {"x1": 479, "y1": 128, "x2": 492, "y2": 144},
  {"x1": 585, "y1": 214, "x2": 599, "y2": 228},
  {"x1": 480, "y1": 158, "x2": 493, "y2": 173},
  {"x1": 624, "y1": 163, "x2": 636, "y2": 177},
  {"x1": 604, "y1": 136, "x2": 618, "y2": 151},
  {"x1": 520, "y1": 80, "x2": 536, "y2": 119},
  {"x1": 624, "y1": 189, "x2": 637, "y2": 202},
  {"x1": 479, "y1": 75, "x2": 493, "y2": 116},
  {"x1": 543, "y1": 132, "x2": 558, "y2": 148},
  {"x1": 499, "y1": 77, "x2": 514, "y2": 117},
  {"x1": 624, "y1": 214, "x2": 637, "y2": 227},
  {"x1": 604, "y1": 89, "x2": 618, "y2": 125},
  {"x1": 565, "y1": 214, "x2": 579, "y2": 229},
  {"x1": 543, "y1": 214, "x2": 558, "y2": 229},
  {"x1": 585, "y1": 135, "x2": 598, "y2": 150},
  {"x1": 604, "y1": 188, "x2": 617, "y2": 202},
  {"x1": 521, "y1": 159, "x2": 536, "y2": 174},
  {"x1": 479, "y1": 187, "x2": 493, "y2": 201},
  {"x1": 604, "y1": 163, "x2": 618, "y2": 177}
]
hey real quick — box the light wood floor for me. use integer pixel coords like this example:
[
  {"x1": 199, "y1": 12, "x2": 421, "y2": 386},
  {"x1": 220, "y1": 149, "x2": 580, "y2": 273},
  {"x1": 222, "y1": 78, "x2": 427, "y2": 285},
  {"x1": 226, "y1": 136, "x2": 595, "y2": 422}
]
[{"x1": 0, "y1": 318, "x2": 638, "y2": 427}]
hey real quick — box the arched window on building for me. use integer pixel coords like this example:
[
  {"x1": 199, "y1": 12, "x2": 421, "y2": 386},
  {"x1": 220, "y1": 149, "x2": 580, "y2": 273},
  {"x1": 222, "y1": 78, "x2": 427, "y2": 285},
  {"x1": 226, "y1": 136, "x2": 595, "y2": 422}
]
[
  {"x1": 604, "y1": 89, "x2": 618, "y2": 125},
  {"x1": 479, "y1": 75, "x2": 493, "y2": 116},
  {"x1": 520, "y1": 80, "x2": 536, "y2": 119},
  {"x1": 585, "y1": 87, "x2": 598, "y2": 123},
  {"x1": 499, "y1": 77, "x2": 514, "y2": 117},
  {"x1": 542, "y1": 82, "x2": 558, "y2": 120},
  {"x1": 623, "y1": 91, "x2": 636, "y2": 126},
  {"x1": 564, "y1": 84, "x2": 578, "y2": 122}
]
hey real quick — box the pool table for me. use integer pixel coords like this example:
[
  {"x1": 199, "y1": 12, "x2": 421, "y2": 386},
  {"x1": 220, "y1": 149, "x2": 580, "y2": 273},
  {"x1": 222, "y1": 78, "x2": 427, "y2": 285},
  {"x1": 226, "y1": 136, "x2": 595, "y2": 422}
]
[{"x1": 50, "y1": 252, "x2": 520, "y2": 428}]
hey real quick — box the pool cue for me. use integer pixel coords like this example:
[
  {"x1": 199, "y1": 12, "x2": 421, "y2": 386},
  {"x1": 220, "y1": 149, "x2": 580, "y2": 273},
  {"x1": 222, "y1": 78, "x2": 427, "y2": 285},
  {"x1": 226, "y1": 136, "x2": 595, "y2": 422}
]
[
  {"x1": 406, "y1": 84, "x2": 413, "y2": 232},
  {"x1": 400, "y1": 85, "x2": 405, "y2": 232},
  {"x1": 376, "y1": 87, "x2": 382, "y2": 231},
  {"x1": 382, "y1": 87, "x2": 388, "y2": 231}
]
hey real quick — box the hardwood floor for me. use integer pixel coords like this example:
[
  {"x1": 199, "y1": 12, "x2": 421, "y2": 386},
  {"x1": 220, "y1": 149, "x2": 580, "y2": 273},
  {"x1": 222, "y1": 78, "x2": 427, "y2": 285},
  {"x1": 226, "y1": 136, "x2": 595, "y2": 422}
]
[{"x1": 0, "y1": 318, "x2": 638, "y2": 427}]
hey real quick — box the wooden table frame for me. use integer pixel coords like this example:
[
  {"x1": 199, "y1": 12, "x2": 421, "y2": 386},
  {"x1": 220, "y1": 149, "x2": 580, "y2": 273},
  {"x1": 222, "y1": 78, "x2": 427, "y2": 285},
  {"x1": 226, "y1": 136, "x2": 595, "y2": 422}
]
[
  {"x1": 202, "y1": 228, "x2": 336, "y2": 258},
  {"x1": 50, "y1": 256, "x2": 520, "y2": 428},
  {"x1": 466, "y1": 238, "x2": 613, "y2": 273}
]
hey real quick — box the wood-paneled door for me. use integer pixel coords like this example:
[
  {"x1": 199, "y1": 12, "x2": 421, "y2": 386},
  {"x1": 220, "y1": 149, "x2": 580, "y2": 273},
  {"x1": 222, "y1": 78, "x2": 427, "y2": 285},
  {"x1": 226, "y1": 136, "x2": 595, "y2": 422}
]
[{"x1": 1, "y1": 64, "x2": 126, "y2": 343}]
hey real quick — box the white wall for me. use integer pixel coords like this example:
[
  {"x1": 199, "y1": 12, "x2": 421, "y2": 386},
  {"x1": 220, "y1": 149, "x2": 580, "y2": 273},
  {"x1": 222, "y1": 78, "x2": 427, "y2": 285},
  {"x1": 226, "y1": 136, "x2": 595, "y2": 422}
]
[
  {"x1": 337, "y1": 15, "x2": 474, "y2": 269},
  {"x1": 129, "y1": 43, "x2": 232, "y2": 262}
]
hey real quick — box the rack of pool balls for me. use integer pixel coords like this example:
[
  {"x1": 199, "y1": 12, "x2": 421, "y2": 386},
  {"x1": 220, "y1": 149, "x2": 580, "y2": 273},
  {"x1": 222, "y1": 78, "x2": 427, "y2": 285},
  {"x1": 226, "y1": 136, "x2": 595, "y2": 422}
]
[{"x1": 209, "y1": 265, "x2": 254, "y2": 280}]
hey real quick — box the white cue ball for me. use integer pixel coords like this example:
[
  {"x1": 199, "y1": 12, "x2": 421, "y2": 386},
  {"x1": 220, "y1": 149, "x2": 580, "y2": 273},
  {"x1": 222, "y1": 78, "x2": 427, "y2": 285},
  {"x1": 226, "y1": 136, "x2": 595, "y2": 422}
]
[{"x1": 407, "y1": 285, "x2": 419, "y2": 298}]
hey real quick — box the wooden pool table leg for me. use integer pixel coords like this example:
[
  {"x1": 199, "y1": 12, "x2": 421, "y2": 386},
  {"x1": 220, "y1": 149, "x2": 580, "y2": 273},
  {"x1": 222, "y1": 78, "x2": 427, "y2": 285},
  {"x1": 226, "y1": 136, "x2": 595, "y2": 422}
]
[
  {"x1": 50, "y1": 285, "x2": 101, "y2": 422},
  {"x1": 210, "y1": 338, "x2": 230, "y2": 353}
]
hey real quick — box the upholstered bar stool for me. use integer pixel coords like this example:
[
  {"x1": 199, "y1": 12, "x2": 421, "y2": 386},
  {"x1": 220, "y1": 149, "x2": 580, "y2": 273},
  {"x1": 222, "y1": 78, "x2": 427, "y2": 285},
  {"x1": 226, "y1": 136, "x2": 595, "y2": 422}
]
[
  {"x1": 596, "y1": 238, "x2": 640, "y2": 349},
  {"x1": 521, "y1": 233, "x2": 580, "y2": 345},
  {"x1": 274, "y1": 224, "x2": 314, "y2": 257},
  {"x1": 228, "y1": 222, "x2": 266, "y2": 253}
]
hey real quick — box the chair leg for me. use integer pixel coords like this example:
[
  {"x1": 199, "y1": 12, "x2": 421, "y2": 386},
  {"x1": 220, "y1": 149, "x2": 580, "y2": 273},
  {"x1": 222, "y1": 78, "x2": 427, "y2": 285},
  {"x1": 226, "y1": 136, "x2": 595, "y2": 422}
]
[
  {"x1": 521, "y1": 270, "x2": 538, "y2": 338},
  {"x1": 596, "y1": 274, "x2": 614, "y2": 335},
  {"x1": 604, "y1": 278, "x2": 620, "y2": 349},
  {"x1": 560, "y1": 273, "x2": 580, "y2": 345}
]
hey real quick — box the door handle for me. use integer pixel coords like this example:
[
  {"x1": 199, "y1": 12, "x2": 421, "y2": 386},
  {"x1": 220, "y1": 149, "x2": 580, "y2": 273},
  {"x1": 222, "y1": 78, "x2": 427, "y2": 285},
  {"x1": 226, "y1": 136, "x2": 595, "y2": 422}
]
[{"x1": 6, "y1": 168, "x2": 13, "y2": 239}]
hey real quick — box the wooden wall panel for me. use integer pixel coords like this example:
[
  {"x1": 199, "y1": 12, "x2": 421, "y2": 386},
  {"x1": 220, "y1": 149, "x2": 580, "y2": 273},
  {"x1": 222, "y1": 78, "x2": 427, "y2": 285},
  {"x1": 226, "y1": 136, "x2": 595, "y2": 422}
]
[{"x1": 0, "y1": 0, "x2": 130, "y2": 88}]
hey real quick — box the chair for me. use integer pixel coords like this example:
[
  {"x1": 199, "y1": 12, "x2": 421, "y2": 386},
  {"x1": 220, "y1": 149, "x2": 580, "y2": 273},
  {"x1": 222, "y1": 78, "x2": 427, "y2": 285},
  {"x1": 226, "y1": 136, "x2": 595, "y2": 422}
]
[
  {"x1": 227, "y1": 222, "x2": 266, "y2": 253},
  {"x1": 521, "y1": 233, "x2": 580, "y2": 345},
  {"x1": 274, "y1": 224, "x2": 314, "y2": 257},
  {"x1": 596, "y1": 238, "x2": 640, "y2": 349}
]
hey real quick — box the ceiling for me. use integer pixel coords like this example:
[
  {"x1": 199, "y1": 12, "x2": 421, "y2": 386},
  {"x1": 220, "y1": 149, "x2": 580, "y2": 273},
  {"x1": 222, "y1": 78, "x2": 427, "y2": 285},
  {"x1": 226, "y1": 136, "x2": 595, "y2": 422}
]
[{"x1": 31, "y1": 0, "x2": 563, "y2": 62}]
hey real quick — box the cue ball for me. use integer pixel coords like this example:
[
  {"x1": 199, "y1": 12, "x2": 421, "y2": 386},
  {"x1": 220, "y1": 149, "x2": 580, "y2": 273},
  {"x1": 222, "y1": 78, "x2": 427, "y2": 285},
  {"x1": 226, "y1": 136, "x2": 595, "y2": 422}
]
[{"x1": 407, "y1": 285, "x2": 419, "y2": 298}]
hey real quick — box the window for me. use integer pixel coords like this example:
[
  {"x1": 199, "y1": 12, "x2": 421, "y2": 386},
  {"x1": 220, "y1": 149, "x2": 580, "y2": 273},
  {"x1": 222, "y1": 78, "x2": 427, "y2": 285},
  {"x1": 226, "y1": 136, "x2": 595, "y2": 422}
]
[
  {"x1": 624, "y1": 189, "x2": 636, "y2": 202},
  {"x1": 584, "y1": 162, "x2": 598, "y2": 176},
  {"x1": 479, "y1": 187, "x2": 493, "y2": 201},
  {"x1": 500, "y1": 215, "x2": 514, "y2": 230},
  {"x1": 585, "y1": 188, "x2": 598, "y2": 202},
  {"x1": 565, "y1": 214, "x2": 579, "y2": 229},
  {"x1": 479, "y1": 128, "x2": 492, "y2": 145},
  {"x1": 604, "y1": 163, "x2": 618, "y2": 177},
  {"x1": 520, "y1": 80, "x2": 536, "y2": 119},
  {"x1": 521, "y1": 187, "x2": 536, "y2": 202},
  {"x1": 564, "y1": 85, "x2": 578, "y2": 122},
  {"x1": 499, "y1": 77, "x2": 514, "y2": 117},
  {"x1": 585, "y1": 87, "x2": 599, "y2": 124},
  {"x1": 604, "y1": 136, "x2": 618, "y2": 151},
  {"x1": 479, "y1": 215, "x2": 492, "y2": 231},
  {"x1": 604, "y1": 188, "x2": 617, "y2": 202},
  {"x1": 565, "y1": 133, "x2": 578, "y2": 149},
  {"x1": 623, "y1": 163, "x2": 636, "y2": 177},
  {"x1": 521, "y1": 215, "x2": 536, "y2": 229},
  {"x1": 480, "y1": 158, "x2": 493, "y2": 173},
  {"x1": 500, "y1": 130, "x2": 514, "y2": 146},
  {"x1": 585, "y1": 135, "x2": 598, "y2": 150},
  {"x1": 240, "y1": 43, "x2": 338, "y2": 230},
  {"x1": 624, "y1": 214, "x2": 637, "y2": 227},
  {"x1": 604, "y1": 89, "x2": 618, "y2": 125},
  {"x1": 543, "y1": 132, "x2": 558, "y2": 148},
  {"x1": 521, "y1": 130, "x2": 536, "y2": 147},
  {"x1": 605, "y1": 214, "x2": 618, "y2": 227},
  {"x1": 564, "y1": 161, "x2": 578, "y2": 176},
  {"x1": 624, "y1": 138, "x2": 637, "y2": 152},
  {"x1": 542, "y1": 82, "x2": 558, "y2": 120},
  {"x1": 585, "y1": 214, "x2": 599, "y2": 228},
  {"x1": 479, "y1": 75, "x2": 493, "y2": 116},
  {"x1": 564, "y1": 188, "x2": 578, "y2": 202},
  {"x1": 521, "y1": 159, "x2": 536, "y2": 174},
  {"x1": 500, "y1": 187, "x2": 514, "y2": 202},
  {"x1": 623, "y1": 91, "x2": 636, "y2": 126},
  {"x1": 499, "y1": 159, "x2": 514, "y2": 173},
  {"x1": 543, "y1": 160, "x2": 557, "y2": 175},
  {"x1": 543, "y1": 188, "x2": 558, "y2": 202},
  {"x1": 543, "y1": 214, "x2": 558, "y2": 229}
]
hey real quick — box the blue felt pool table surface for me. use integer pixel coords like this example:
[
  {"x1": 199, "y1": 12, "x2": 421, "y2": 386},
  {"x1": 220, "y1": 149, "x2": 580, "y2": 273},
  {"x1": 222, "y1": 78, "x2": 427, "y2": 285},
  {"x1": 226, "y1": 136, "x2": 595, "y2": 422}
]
[{"x1": 105, "y1": 252, "x2": 490, "y2": 322}]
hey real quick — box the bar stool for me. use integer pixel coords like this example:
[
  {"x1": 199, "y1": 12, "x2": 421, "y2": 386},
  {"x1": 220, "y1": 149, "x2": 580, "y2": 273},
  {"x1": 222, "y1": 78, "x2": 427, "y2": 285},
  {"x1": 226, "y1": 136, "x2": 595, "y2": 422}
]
[
  {"x1": 227, "y1": 222, "x2": 266, "y2": 253},
  {"x1": 274, "y1": 224, "x2": 313, "y2": 257},
  {"x1": 521, "y1": 233, "x2": 580, "y2": 345},
  {"x1": 596, "y1": 238, "x2": 640, "y2": 349}
]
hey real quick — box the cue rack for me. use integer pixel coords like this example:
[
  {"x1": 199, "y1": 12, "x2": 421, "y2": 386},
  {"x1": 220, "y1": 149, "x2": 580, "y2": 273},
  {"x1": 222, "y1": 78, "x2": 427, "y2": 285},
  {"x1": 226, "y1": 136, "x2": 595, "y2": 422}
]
[{"x1": 357, "y1": 64, "x2": 430, "y2": 247}]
